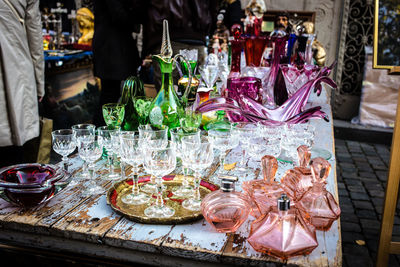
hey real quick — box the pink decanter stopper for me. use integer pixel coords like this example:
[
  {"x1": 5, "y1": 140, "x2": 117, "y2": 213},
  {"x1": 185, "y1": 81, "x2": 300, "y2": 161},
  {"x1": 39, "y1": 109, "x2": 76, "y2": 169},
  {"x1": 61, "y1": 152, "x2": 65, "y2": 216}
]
[
  {"x1": 261, "y1": 155, "x2": 278, "y2": 183},
  {"x1": 310, "y1": 157, "x2": 331, "y2": 184},
  {"x1": 297, "y1": 157, "x2": 341, "y2": 231},
  {"x1": 297, "y1": 145, "x2": 311, "y2": 167},
  {"x1": 247, "y1": 194, "x2": 318, "y2": 259},
  {"x1": 280, "y1": 146, "x2": 313, "y2": 201},
  {"x1": 243, "y1": 155, "x2": 283, "y2": 218}
]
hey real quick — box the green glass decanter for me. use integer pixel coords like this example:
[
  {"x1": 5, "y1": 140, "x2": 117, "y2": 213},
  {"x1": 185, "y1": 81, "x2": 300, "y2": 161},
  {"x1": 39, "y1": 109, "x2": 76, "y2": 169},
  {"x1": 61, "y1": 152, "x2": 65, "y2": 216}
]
[{"x1": 148, "y1": 20, "x2": 192, "y2": 130}]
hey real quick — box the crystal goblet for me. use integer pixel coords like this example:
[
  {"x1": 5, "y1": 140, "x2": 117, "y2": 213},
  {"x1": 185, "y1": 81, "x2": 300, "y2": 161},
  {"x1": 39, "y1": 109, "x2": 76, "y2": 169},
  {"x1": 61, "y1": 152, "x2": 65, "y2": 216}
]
[
  {"x1": 143, "y1": 143, "x2": 176, "y2": 218},
  {"x1": 78, "y1": 134, "x2": 104, "y2": 196},
  {"x1": 181, "y1": 140, "x2": 214, "y2": 211},
  {"x1": 119, "y1": 133, "x2": 150, "y2": 205},
  {"x1": 98, "y1": 126, "x2": 121, "y2": 180},
  {"x1": 170, "y1": 127, "x2": 201, "y2": 197},
  {"x1": 138, "y1": 124, "x2": 169, "y2": 193},
  {"x1": 52, "y1": 129, "x2": 76, "y2": 171},
  {"x1": 72, "y1": 124, "x2": 95, "y2": 179},
  {"x1": 231, "y1": 122, "x2": 258, "y2": 171}
]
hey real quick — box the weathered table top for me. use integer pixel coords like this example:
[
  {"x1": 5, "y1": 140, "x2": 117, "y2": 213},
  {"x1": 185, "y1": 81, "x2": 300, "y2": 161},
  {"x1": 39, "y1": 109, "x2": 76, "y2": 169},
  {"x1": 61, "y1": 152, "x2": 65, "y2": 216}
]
[{"x1": 0, "y1": 88, "x2": 341, "y2": 266}]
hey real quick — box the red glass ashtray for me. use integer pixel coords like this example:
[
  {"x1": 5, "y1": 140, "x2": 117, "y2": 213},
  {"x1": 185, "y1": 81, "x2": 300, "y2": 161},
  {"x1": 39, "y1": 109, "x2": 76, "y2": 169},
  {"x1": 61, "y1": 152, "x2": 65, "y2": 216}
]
[{"x1": 0, "y1": 163, "x2": 71, "y2": 208}]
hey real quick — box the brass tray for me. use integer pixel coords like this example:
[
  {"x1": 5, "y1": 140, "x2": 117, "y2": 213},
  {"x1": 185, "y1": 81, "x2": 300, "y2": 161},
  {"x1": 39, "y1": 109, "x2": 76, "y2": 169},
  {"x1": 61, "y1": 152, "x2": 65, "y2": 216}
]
[{"x1": 106, "y1": 175, "x2": 219, "y2": 224}]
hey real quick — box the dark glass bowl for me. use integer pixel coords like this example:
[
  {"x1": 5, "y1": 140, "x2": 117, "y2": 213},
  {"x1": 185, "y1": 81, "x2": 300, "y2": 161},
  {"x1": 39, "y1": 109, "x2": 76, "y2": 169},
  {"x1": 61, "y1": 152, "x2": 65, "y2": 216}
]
[{"x1": 0, "y1": 163, "x2": 71, "y2": 207}]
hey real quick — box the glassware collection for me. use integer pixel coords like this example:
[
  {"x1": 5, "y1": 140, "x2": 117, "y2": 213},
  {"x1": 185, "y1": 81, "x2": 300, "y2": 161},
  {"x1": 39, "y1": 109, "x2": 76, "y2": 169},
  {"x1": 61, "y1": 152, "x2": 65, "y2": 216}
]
[{"x1": 0, "y1": 19, "x2": 342, "y2": 261}]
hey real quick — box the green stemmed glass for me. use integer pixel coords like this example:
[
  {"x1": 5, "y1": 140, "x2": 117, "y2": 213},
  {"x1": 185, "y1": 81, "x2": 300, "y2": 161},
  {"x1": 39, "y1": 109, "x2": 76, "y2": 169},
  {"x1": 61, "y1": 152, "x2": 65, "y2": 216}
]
[
  {"x1": 180, "y1": 110, "x2": 202, "y2": 133},
  {"x1": 133, "y1": 96, "x2": 153, "y2": 126},
  {"x1": 102, "y1": 103, "x2": 125, "y2": 129}
]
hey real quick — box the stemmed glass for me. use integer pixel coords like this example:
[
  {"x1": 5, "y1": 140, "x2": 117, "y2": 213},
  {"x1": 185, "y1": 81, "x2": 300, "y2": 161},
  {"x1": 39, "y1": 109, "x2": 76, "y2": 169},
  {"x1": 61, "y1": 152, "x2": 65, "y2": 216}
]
[
  {"x1": 246, "y1": 135, "x2": 281, "y2": 165},
  {"x1": 143, "y1": 143, "x2": 176, "y2": 218},
  {"x1": 181, "y1": 140, "x2": 214, "y2": 211},
  {"x1": 280, "y1": 124, "x2": 315, "y2": 163},
  {"x1": 102, "y1": 103, "x2": 125, "y2": 129},
  {"x1": 138, "y1": 125, "x2": 169, "y2": 193},
  {"x1": 138, "y1": 124, "x2": 169, "y2": 148},
  {"x1": 208, "y1": 129, "x2": 239, "y2": 175},
  {"x1": 98, "y1": 126, "x2": 120, "y2": 180},
  {"x1": 133, "y1": 96, "x2": 153, "y2": 126},
  {"x1": 231, "y1": 122, "x2": 258, "y2": 171},
  {"x1": 51, "y1": 129, "x2": 76, "y2": 171},
  {"x1": 72, "y1": 124, "x2": 96, "y2": 179},
  {"x1": 179, "y1": 110, "x2": 202, "y2": 133},
  {"x1": 170, "y1": 127, "x2": 201, "y2": 197},
  {"x1": 78, "y1": 134, "x2": 104, "y2": 196},
  {"x1": 119, "y1": 133, "x2": 150, "y2": 205}
]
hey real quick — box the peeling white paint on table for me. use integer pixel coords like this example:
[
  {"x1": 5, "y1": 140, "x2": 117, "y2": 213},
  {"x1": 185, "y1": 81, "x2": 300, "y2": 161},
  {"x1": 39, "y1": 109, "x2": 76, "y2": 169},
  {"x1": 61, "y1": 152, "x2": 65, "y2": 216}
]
[{"x1": 0, "y1": 86, "x2": 341, "y2": 266}]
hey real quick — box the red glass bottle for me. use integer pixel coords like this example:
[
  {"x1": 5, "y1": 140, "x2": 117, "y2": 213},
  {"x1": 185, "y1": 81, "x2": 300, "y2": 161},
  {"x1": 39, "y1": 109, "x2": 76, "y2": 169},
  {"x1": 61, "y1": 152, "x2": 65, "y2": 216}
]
[
  {"x1": 297, "y1": 157, "x2": 341, "y2": 231},
  {"x1": 247, "y1": 194, "x2": 318, "y2": 259}
]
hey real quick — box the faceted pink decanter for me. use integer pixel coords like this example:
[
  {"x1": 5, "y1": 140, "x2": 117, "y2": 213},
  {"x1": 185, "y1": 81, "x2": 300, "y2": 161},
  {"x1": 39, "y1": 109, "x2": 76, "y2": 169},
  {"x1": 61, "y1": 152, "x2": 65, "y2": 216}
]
[
  {"x1": 280, "y1": 145, "x2": 313, "y2": 201},
  {"x1": 247, "y1": 194, "x2": 318, "y2": 259},
  {"x1": 297, "y1": 157, "x2": 341, "y2": 231},
  {"x1": 242, "y1": 155, "x2": 283, "y2": 218},
  {"x1": 201, "y1": 176, "x2": 251, "y2": 233}
]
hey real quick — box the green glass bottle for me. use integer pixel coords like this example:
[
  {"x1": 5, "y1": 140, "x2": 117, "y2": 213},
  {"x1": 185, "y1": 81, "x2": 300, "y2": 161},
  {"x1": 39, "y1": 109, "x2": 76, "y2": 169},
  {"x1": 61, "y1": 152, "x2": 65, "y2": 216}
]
[{"x1": 148, "y1": 55, "x2": 183, "y2": 129}]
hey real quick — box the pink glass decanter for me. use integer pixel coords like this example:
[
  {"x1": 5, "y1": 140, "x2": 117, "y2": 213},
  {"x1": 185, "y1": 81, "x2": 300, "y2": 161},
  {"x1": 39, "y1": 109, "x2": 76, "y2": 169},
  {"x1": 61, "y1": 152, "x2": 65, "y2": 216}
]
[
  {"x1": 247, "y1": 194, "x2": 318, "y2": 259},
  {"x1": 280, "y1": 145, "x2": 313, "y2": 201},
  {"x1": 297, "y1": 157, "x2": 341, "y2": 231},
  {"x1": 201, "y1": 176, "x2": 251, "y2": 233},
  {"x1": 242, "y1": 155, "x2": 283, "y2": 218}
]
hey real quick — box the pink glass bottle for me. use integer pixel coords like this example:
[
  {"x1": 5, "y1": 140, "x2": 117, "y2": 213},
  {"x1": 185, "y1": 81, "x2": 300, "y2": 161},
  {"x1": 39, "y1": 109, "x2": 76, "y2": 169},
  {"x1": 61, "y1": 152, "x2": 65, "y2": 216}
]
[
  {"x1": 247, "y1": 194, "x2": 318, "y2": 259},
  {"x1": 242, "y1": 155, "x2": 283, "y2": 218},
  {"x1": 201, "y1": 176, "x2": 250, "y2": 233},
  {"x1": 280, "y1": 145, "x2": 313, "y2": 201},
  {"x1": 297, "y1": 157, "x2": 341, "y2": 231}
]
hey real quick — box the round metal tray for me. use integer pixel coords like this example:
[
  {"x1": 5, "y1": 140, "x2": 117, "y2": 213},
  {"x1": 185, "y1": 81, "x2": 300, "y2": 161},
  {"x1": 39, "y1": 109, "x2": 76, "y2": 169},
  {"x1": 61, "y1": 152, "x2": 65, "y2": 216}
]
[{"x1": 107, "y1": 175, "x2": 219, "y2": 224}]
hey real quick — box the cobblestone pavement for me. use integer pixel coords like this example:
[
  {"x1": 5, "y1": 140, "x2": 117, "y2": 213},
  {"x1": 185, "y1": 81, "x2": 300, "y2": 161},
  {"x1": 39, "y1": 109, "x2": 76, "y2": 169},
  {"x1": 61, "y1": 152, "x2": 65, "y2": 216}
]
[{"x1": 335, "y1": 138, "x2": 400, "y2": 267}]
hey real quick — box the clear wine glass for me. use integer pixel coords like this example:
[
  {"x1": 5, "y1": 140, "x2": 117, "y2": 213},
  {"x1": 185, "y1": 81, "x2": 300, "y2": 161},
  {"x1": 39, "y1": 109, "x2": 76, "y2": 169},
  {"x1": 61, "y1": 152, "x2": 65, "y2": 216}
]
[
  {"x1": 138, "y1": 124, "x2": 168, "y2": 149},
  {"x1": 245, "y1": 135, "x2": 281, "y2": 166},
  {"x1": 98, "y1": 126, "x2": 121, "y2": 180},
  {"x1": 138, "y1": 124, "x2": 169, "y2": 193},
  {"x1": 72, "y1": 124, "x2": 96, "y2": 179},
  {"x1": 143, "y1": 143, "x2": 176, "y2": 218},
  {"x1": 207, "y1": 129, "x2": 239, "y2": 175},
  {"x1": 281, "y1": 124, "x2": 314, "y2": 163},
  {"x1": 181, "y1": 140, "x2": 214, "y2": 211},
  {"x1": 78, "y1": 134, "x2": 104, "y2": 196},
  {"x1": 52, "y1": 129, "x2": 76, "y2": 171},
  {"x1": 119, "y1": 133, "x2": 150, "y2": 205},
  {"x1": 231, "y1": 122, "x2": 258, "y2": 172},
  {"x1": 170, "y1": 127, "x2": 201, "y2": 197}
]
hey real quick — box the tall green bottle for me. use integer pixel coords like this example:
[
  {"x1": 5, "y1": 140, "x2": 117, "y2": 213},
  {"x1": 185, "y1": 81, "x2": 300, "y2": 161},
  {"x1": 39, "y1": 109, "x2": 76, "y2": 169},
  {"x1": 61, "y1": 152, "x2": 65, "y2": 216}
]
[{"x1": 148, "y1": 20, "x2": 184, "y2": 129}]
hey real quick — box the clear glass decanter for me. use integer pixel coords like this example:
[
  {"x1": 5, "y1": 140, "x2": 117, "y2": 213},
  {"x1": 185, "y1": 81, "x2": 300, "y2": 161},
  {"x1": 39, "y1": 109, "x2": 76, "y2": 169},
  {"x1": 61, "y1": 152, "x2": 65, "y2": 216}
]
[
  {"x1": 242, "y1": 155, "x2": 283, "y2": 218},
  {"x1": 280, "y1": 145, "x2": 313, "y2": 201},
  {"x1": 297, "y1": 157, "x2": 341, "y2": 231},
  {"x1": 247, "y1": 194, "x2": 318, "y2": 259},
  {"x1": 201, "y1": 176, "x2": 251, "y2": 233}
]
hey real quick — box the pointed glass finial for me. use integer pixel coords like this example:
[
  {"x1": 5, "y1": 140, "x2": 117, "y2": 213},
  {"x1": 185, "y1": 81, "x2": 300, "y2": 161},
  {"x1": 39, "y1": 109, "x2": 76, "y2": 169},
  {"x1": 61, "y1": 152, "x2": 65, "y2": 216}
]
[
  {"x1": 160, "y1": 20, "x2": 173, "y2": 58},
  {"x1": 297, "y1": 145, "x2": 311, "y2": 167},
  {"x1": 310, "y1": 157, "x2": 331, "y2": 184},
  {"x1": 261, "y1": 155, "x2": 278, "y2": 183}
]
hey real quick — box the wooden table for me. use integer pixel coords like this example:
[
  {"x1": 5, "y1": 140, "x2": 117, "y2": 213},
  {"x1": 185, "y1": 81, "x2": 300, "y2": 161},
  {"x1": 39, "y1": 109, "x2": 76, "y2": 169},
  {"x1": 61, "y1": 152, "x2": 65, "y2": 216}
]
[{"x1": 0, "y1": 88, "x2": 341, "y2": 266}]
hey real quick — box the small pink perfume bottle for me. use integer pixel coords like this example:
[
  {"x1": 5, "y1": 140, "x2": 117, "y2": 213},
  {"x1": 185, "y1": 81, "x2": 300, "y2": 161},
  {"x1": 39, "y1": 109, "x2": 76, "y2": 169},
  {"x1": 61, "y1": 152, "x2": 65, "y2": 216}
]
[
  {"x1": 201, "y1": 176, "x2": 251, "y2": 233},
  {"x1": 297, "y1": 157, "x2": 341, "y2": 231},
  {"x1": 247, "y1": 194, "x2": 318, "y2": 259},
  {"x1": 242, "y1": 155, "x2": 283, "y2": 218},
  {"x1": 280, "y1": 145, "x2": 313, "y2": 201}
]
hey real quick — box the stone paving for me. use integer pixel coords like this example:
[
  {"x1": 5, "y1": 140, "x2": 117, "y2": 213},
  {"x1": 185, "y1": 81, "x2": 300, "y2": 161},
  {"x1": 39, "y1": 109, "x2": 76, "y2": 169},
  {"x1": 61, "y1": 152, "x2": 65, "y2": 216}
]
[{"x1": 335, "y1": 138, "x2": 400, "y2": 267}]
